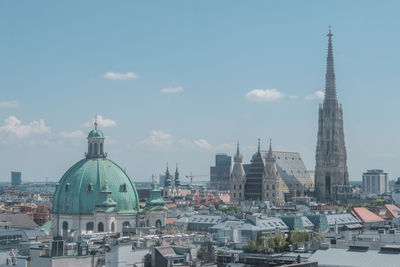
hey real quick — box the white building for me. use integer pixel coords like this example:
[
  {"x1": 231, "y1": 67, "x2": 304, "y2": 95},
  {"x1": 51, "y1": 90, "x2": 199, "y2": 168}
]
[{"x1": 362, "y1": 169, "x2": 389, "y2": 195}]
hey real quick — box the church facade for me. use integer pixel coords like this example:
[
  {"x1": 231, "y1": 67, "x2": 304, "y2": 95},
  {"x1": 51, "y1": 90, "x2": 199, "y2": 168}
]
[
  {"x1": 315, "y1": 27, "x2": 349, "y2": 201},
  {"x1": 230, "y1": 140, "x2": 314, "y2": 204}
]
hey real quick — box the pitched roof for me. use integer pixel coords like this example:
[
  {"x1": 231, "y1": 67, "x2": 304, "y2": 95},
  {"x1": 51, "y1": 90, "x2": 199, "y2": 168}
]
[
  {"x1": 0, "y1": 213, "x2": 38, "y2": 229},
  {"x1": 352, "y1": 207, "x2": 384, "y2": 223},
  {"x1": 378, "y1": 204, "x2": 400, "y2": 219}
]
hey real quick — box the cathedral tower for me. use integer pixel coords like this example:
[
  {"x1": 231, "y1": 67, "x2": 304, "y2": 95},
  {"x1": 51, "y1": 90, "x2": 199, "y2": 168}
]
[
  {"x1": 262, "y1": 140, "x2": 281, "y2": 204},
  {"x1": 230, "y1": 141, "x2": 246, "y2": 202},
  {"x1": 315, "y1": 26, "x2": 349, "y2": 201}
]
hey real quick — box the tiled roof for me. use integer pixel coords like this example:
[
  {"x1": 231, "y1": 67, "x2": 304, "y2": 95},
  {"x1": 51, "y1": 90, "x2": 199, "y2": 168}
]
[{"x1": 352, "y1": 207, "x2": 384, "y2": 223}]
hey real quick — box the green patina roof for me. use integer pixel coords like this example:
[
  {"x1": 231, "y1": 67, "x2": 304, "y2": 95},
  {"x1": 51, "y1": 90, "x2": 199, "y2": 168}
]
[
  {"x1": 88, "y1": 129, "x2": 104, "y2": 138},
  {"x1": 145, "y1": 184, "x2": 167, "y2": 211},
  {"x1": 51, "y1": 158, "x2": 139, "y2": 215}
]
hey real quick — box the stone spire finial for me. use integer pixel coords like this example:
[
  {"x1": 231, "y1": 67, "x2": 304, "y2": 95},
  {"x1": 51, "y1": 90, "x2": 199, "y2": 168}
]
[
  {"x1": 325, "y1": 25, "x2": 337, "y2": 101},
  {"x1": 257, "y1": 138, "x2": 261, "y2": 152},
  {"x1": 267, "y1": 138, "x2": 273, "y2": 159},
  {"x1": 234, "y1": 140, "x2": 243, "y2": 163}
]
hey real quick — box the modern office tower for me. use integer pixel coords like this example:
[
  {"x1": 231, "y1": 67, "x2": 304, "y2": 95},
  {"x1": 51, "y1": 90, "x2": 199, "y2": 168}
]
[
  {"x1": 362, "y1": 169, "x2": 388, "y2": 195},
  {"x1": 11, "y1": 171, "x2": 22, "y2": 186},
  {"x1": 210, "y1": 153, "x2": 231, "y2": 190}
]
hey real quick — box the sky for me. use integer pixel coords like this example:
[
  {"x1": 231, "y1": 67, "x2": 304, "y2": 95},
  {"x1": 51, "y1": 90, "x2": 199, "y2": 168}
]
[{"x1": 1, "y1": 0, "x2": 400, "y2": 183}]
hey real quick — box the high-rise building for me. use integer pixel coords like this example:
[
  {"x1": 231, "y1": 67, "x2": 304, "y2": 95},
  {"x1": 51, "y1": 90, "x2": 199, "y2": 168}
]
[
  {"x1": 11, "y1": 171, "x2": 22, "y2": 186},
  {"x1": 362, "y1": 169, "x2": 388, "y2": 195},
  {"x1": 315, "y1": 27, "x2": 349, "y2": 201},
  {"x1": 210, "y1": 153, "x2": 231, "y2": 190}
]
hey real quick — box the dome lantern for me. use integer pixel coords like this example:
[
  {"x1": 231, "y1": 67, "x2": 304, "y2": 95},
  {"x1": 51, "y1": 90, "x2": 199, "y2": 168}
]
[{"x1": 86, "y1": 116, "x2": 107, "y2": 159}]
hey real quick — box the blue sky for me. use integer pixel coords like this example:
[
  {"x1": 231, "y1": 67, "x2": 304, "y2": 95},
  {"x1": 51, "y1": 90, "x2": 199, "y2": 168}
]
[{"x1": 1, "y1": 0, "x2": 400, "y2": 182}]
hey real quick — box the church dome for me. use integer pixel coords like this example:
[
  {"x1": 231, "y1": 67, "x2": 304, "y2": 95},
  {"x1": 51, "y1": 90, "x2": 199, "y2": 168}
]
[
  {"x1": 51, "y1": 124, "x2": 139, "y2": 215},
  {"x1": 88, "y1": 129, "x2": 104, "y2": 138}
]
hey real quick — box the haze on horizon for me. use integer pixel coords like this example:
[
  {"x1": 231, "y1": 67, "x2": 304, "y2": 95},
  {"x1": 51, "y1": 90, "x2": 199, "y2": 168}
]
[{"x1": 1, "y1": 0, "x2": 400, "y2": 183}]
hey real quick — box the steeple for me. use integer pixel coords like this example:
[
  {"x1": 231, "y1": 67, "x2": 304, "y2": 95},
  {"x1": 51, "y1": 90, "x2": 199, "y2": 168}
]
[
  {"x1": 86, "y1": 116, "x2": 106, "y2": 159},
  {"x1": 257, "y1": 138, "x2": 261, "y2": 152},
  {"x1": 266, "y1": 138, "x2": 273, "y2": 160},
  {"x1": 174, "y1": 163, "x2": 180, "y2": 186},
  {"x1": 164, "y1": 163, "x2": 171, "y2": 187},
  {"x1": 325, "y1": 25, "x2": 337, "y2": 101},
  {"x1": 234, "y1": 141, "x2": 243, "y2": 163}
]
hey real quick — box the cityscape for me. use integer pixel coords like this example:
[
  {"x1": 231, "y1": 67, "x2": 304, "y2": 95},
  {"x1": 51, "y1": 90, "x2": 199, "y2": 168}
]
[{"x1": 1, "y1": 1, "x2": 400, "y2": 267}]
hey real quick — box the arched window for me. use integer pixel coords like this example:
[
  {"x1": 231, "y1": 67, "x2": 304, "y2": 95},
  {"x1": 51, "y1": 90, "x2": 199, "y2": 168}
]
[
  {"x1": 111, "y1": 222, "x2": 115, "y2": 233},
  {"x1": 267, "y1": 185, "x2": 269, "y2": 190},
  {"x1": 272, "y1": 185, "x2": 275, "y2": 190},
  {"x1": 234, "y1": 185, "x2": 236, "y2": 190},
  {"x1": 65, "y1": 183, "x2": 70, "y2": 192},
  {"x1": 239, "y1": 185, "x2": 242, "y2": 190},
  {"x1": 155, "y1": 220, "x2": 162, "y2": 229},
  {"x1": 86, "y1": 222, "x2": 94, "y2": 231},
  {"x1": 100, "y1": 143, "x2": 104, "y2": 154},
  {"x1": 234, "y1": 193, "x2": 236, "y2": 198},
  {"x1": 123, "y1": 221, "x2": 130, "y2": 229},
  {"x1": 94, "y1": 143, "x2": 99, "y2": 154},
  {"x1": 62, "y1": 221, "x2": 68, "y2": 237},
  {"x1": 239, "y1": 193, "x2": 241, "y2": 198},
  {"x1": 98, "y1": 222, "x2": 104, "y2": 232}
]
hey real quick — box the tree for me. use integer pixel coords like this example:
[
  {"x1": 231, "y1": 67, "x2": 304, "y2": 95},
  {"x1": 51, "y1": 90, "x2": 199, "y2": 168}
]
[{"x1": 197, "y1": 242, "x2": 215, "y2": 263}]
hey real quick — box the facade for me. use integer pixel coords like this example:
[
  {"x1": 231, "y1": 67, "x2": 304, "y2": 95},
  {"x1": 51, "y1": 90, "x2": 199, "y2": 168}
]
[
  {"x1": 163, "y1": 164, "x2": 182, "y2": 198},
  {"x1": 145, "y1": 183, "x2": 167, "y2": 228},
  {"x1": 242, "y1": 140, "x2": 313, "y2": 202},
  {"x1": 230, "y1": 142, "x2": 246, "y2": 202},
  {"x1": 51, "y1": 122, "x2": 140, "y2": 238},
  {"x1": 362, "y1": 169, "x2": 388, "y2": 195},
  {"x1": 315, "y1": 27, "x2": 349, "y2": 201},
  {"x1": 11, "y1": 171, "x2": 22, "y2": 186},
  {"x1": 210, "y1": 153, "x2": 231, "y2": 190}
]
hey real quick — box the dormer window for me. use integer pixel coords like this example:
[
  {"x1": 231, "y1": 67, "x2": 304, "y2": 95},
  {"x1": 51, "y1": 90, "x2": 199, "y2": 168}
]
[
  {"x1": 65, "y1": 183, "x2": 70, "y2": 192},
  {"x1": 120, "y1": 183, "x2": 127, "y2": 192},
  {"x1": 88, "y1": 183, "x2": 93, "y2": 192}
]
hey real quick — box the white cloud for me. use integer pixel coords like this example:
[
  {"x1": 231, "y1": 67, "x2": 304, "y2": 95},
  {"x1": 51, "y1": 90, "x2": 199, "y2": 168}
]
[
  {"x1": 245, "y1": 89, "x2": 285, "y2": 102},
  {"x1": 60, "y1": 130, "x2": 85, "y2": 139},
  {"x1": 160, "y1": 86, "x2": 184, "y2": 93},
  {"x1": 82, "y1": 115, "x2": 117, "y2": 128},
  {"x1": 0, "y1": 101, "x2": 19, "y2": 108},
  {"x1": 0, "y1": 116, "x2": 50, "y2": 138},
  {"x1": 141, "y1": 130, "x2": 172, "y2": 147},
  {"x1": 194, "y1": 139, "x2": 214, "y2": 150},
  {"x1": 305, "y1": 90, "x2": 325, "y2": 100},
  {"x1": 289, "y1": 95, "x2": 297, "y2": 100},
  {"x1": 103, "y1": 72, "x2": 139, "y2": 80}
]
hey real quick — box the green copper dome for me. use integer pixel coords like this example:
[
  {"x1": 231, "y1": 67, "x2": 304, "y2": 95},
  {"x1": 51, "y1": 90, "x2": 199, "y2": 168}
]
[
  {"x1": 88, "y1": 129, "x2": 104, "y2": 138},
  {"x1": 51, "y1": 158, "x2": 139, "y2": 215}
]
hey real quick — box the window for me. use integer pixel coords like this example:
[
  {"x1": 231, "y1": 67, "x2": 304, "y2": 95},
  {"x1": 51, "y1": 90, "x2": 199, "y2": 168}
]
[
  {"x1": 123, "y1": 221, "x2": 130, "y2": 229},
  {"x1": 234, "y1": 193, "x2": 236, "y2": 198},
  {"x1": 86, "y1": 222, "x2": 94, "y2": 231},
  {"x1": 272, "y1": 185, "x2": 275, "y2": 190},
  {"x1": 239, "y1": 185, "x2": 242, "y2": 189},
  {"x1": 267, "y1": 185, "x2": 269, "y2": 190},
  {"x1": 87, "y1": 183, "x2": 93, "y2": 192},
  {"x1": 65, "y1": 183, "x2": 70, "y2": 192},
  {"x1": 120, "y1": 183, "x2": 127, "y2": 192},
  {"x1": 62, "y1": 221, "x2": 68, "y2": 237},
  {"x1": 234, "y1": 185, "x2": 236, "y2": 190},
  {"x1": 98, "y1": 222, "x2": 104, "y2": 232},
  {"x1": 111, "y1": 222, "x2": 115, "y2": 233},
  {"x1": 239, "y1": 193, "x2": 241, "y2": 198}
]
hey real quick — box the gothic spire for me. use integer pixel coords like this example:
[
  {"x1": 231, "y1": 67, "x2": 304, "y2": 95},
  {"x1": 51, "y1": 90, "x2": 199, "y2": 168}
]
[
  {"x1": 325, "y1": 25, "x2": 337, "y2": 101},
  {"x1": 257, "y1": 138, "x2": 261, "y2": 152},
  {"x1": 234, "y1": 141, "x2": 243, "y2": 163},
  {"x1": 267, "y1": 138, "x2": 273, "y2": 159},
  {"x1": 164, "y1": 163, "x2": 171, "y2": 187}
]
